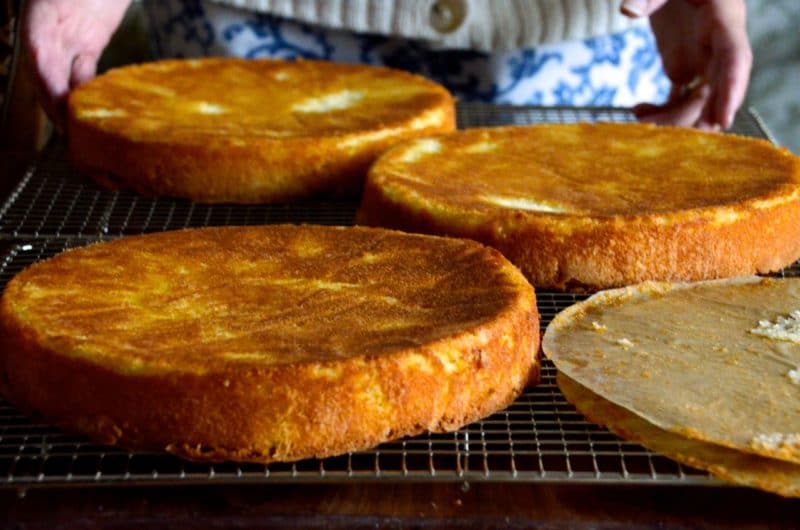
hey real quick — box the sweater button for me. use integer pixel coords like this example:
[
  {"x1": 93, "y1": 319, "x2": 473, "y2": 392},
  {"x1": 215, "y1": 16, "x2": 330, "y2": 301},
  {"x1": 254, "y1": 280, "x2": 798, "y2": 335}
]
[{"x1": 429, "y1": 0, "x2": 467, "y2": 34}]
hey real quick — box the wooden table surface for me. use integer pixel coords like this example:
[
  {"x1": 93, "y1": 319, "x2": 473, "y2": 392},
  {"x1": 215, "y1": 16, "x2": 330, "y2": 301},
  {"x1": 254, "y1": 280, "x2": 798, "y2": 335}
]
[{"x1": 2, "y1": 481, "x2": 800, "y2": 529}]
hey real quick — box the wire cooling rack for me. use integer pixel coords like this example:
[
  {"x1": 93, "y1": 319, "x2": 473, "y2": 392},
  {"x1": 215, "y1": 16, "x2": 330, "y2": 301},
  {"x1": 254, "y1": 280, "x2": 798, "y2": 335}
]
[{"x1": 0, "y1": 104, "x2": 783, "y2": 489}]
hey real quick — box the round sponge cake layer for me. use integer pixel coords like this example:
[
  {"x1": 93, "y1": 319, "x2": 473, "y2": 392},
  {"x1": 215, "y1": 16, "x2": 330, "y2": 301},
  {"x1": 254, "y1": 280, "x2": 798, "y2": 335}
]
[
  {"x1": 0, "y1": 225, "x2": 538, "y2": 463},
  {"x1": 543, "y1": 277, "x2": 800, "y2": 465},
  {"x1": 67, "y1": 58, "x2": 455, "y2": 203},
  {"x1": 357, "y1": 123, "x2": 800, "y2": 290}
]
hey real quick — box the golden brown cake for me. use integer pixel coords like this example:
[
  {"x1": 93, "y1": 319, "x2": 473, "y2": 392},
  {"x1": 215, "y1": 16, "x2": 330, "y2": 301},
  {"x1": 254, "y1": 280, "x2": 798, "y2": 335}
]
[
  {"x1": 67, "y1": 58, "x2": 455, "y2": 203},
  {"x1": 357, "y1": 123, "x2": 800, "y2": 290},
  {"x1": 0, "y1": 225, "x2": 538, "y2": 463},
  {"x1": 542, "y1": 277, "x2": 800, "y2": 465}
]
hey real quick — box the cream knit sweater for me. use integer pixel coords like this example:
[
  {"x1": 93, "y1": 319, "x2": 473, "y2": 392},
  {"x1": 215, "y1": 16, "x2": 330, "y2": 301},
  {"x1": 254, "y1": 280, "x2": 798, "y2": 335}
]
[{"x1": 208, "y1": 0, "x2": 640, "y2": 51}]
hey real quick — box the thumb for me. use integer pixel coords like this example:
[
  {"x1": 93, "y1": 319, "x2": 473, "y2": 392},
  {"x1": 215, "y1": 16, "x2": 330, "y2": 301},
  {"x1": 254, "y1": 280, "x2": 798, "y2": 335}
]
[
  {"x1": 69, "y1": 52, "x2": 99, "y2": 89},
  {"x1": 620, "y1": 0, "x2": 671, "y2": 18}
]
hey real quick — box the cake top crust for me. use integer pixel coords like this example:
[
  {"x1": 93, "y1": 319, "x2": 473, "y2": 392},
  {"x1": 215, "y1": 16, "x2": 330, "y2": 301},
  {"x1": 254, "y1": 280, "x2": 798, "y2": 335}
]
[
  {"x1": 368, "y1": 123, "x2": 800, "y2": 217},
  {"x1": 68, "y1": 58, "x2": 453, "y2": 142},
  {"x1": 1, "y1": 225, "x2": 533, "y2": 375}
]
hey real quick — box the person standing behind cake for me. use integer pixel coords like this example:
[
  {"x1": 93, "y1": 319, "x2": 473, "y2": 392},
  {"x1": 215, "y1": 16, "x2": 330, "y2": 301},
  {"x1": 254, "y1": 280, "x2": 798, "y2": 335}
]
[{"x1": 23, "y1": 0, "x2": 750, "y2": 132}]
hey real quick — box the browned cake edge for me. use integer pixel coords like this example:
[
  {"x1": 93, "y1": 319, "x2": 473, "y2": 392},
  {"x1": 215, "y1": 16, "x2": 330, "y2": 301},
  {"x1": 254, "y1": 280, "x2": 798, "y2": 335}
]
[
  {"x1": 0, "y1": 250, "x2": 539, "y2": 464},
  {"x1": 357, "y1": 166, "x2": 800, "y2": 292},
  {"x1": 66, "y1": 65, "x2": 455, "y2": 204}
]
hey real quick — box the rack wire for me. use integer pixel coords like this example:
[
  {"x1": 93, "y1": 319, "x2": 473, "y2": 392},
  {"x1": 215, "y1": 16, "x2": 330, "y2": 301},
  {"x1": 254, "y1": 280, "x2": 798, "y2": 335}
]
[{"x1": 0, "y1": 104, "x2": 784, "y2": 489}]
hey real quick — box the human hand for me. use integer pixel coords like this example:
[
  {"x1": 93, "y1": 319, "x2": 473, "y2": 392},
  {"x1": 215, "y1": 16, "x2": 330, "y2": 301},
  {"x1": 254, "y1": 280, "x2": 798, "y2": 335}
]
[
  {"x1": 620, "y1": 0, "x2": 752, "y2": 130},
  {"x1": 23, "y1": 0, "x2": 132, "y2": 128}
]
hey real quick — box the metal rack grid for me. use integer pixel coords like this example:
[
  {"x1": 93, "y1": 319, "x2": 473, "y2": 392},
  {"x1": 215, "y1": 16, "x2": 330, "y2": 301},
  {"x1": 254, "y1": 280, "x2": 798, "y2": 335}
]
[{"x1": 0, "y1": 104, "x2": 783, "y2": 489}]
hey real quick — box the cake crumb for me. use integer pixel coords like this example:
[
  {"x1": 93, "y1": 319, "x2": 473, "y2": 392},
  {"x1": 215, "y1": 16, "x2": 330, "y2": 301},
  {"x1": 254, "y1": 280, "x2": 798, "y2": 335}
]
[
  {"x1": 617, "y1": 338, "x2": 634, "y2": 348},
  {"x1": 788, "y1": 368, "x2": 800, "y2": 386},
  {"x1": 591, "y1": 321, "x2": 607, "y2": 332},
  {"x1": 750, "y1": 432, "x2": 800, "y2": 452},
  {"x1": 750, "y1": 310, "x2": 800, "y2": 344}
]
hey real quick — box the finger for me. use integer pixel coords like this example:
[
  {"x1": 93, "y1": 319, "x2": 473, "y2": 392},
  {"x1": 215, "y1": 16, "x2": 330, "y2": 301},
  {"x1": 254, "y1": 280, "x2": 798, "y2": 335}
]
[
  {"x1": 704, "y1": 2, "x2": 752, "y2": 129},
  {"x1": 633, "y1": 78, "x2": 691, "y2": 116},
  {"x1": 620, "y1": 0, "x2": 671, "y2": 18},
  {"x1": 70, "y1": 52, "x2": 99, "y2": 89},
  {"x1": 634, "y1": 84, "x2": 712, "y2": 128},
  {"x1": 31, "y1": 47, "x2": 72, "y2": 130},
  {"x1": 22, "y1": 1, "x2": 70, "y2": 127},
  {"x1": 34, "y1": 78, "x2": 66, "y2": 131},
  {"x1": 663, "y1": 83, "x2": 683, "y2": 105},
  {"x1": 29, "y1": 48, "x2": 72, "y2": 130}
]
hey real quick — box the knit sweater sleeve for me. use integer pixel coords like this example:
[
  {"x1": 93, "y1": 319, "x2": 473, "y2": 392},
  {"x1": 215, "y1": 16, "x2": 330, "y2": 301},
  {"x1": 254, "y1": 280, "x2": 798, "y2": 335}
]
[{"x1": 206, "y1": 0, "x2": 641, "y2": 52}]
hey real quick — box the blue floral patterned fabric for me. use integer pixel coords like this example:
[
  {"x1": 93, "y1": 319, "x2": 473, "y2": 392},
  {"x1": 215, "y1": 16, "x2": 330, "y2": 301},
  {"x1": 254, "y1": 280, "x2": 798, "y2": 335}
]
[{"x1": 143, "y1": 0, "x2": 669, "y2": 107}]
